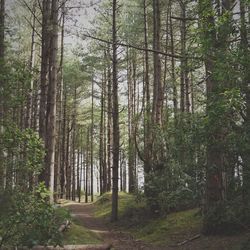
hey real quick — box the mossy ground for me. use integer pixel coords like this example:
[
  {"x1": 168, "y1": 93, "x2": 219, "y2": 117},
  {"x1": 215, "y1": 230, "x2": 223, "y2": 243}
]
[
  {"x1": 94, "y1": 192, "x2": 250, "y2": 249},
  {"x1": 58, "y1": 200, "x2": 102, "y2": 245},
  {"x1": 63, "y1": 222, "x2": 101, "y2": 245},
  {"x1": 94, "y1": 192, "x2": 135, "y2": 218}
]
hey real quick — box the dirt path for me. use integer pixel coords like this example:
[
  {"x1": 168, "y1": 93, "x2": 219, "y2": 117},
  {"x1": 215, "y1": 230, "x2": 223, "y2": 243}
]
[
  {"x1": 65, "y1": 203, "x2": 249, "y2": 250},
  {"x1": 66, "y1": 202, "x2": 155, "y2": 250}
]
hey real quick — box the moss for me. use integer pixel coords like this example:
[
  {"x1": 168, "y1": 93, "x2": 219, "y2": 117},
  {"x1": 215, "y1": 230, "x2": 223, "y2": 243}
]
[
  {"x1": 63, "y1": 222, "x2": 101, "y2": 245},
  {"x1": 94, "y1": 192, "x2": 134, "y2": 218},
  {"x1": 132, "y1": 208, "x2": 201, "y2": 245},
  {"x1": 93, "y1": 193, "x2": 249, "y2": 249}
]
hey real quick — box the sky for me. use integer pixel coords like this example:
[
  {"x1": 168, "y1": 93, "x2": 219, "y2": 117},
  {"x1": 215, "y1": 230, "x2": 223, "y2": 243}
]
[
  {"x1": 64, "y1": 0, "x2": 100, "y2": 51},
  {"x1": 6, "y1": 0, "x2": 100, "y2": 52}
]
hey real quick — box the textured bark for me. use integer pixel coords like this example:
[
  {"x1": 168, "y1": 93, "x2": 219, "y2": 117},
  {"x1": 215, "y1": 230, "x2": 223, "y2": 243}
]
[
  {"x1": 111, "y1": 0, "x2": 119, "y2": 222},
  {"x1": 25, "y1": 1, "x2": 36, "y2": 129},
  {"x1": 152, "y1": 0, "x2": 163, "y2": 126},
  {"x1": 127, "y1": 50, "x2": 135, "y2": 193},
  {"x1": 77, "y1": 146, "x2": 80, "y2": 202},
  {"x1": 99, "y1": 74, "x2": 104, "y2": 195},
  {"x1": 107, "y1": 48, "x2": 113, "y2": 192},
  {"x1": 85, "y1": 127, "x2": 90, "y2": 203},
  {"x1": 0, "y1": 0, "x2": 5, "y2": 189},
  {"x1": 180, "y1": 2, "x2": 190, "y2": 113},
  {"x1": 56, "y1": 0, "x2": 66, "y2": 199},
  {"x1": 143, "y1": 0, "x2": 151, "y2": 175},
  {"x1": 66, "y1": 118, "x2": 71, "y2": 199},
  {"x1": 198, "y1": 0, "x2": 230, "y2": 220},
  {"x1": 0, "y1": 0, "x2": 4, "y2": 60},
  {"x1": 44, "y1": 0, "x2": 59, "y2": 202},
  {"x1": 38, "y1": 0, "x2": 50, "y2": 185},
  {"x1": 71, "y1": 84, "x2": 77, "y2": 201},
  {"x1": 90, "y1": 79, "x2": 94, "y2": 202},
  {"x1": 60, "y1": 86, "x2": 67, "y2": 198},
  {"x1": 170, "y1": 10, "x2": 178, "y2": 123}
]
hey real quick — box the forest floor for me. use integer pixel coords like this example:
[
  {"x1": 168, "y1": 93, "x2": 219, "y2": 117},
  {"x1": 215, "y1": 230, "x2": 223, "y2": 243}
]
[
  {"x1": 63, "y1": 194, "x2": 250, "y2": 250},
  {"x1": 65, "y1": 202, "x2": 153, "y2": 249}
]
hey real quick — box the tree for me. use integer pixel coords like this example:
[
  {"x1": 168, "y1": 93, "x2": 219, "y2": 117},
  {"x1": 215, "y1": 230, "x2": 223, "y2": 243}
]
[{"x1": 111, "y1": 0, "x2": 119, "y2": 222}]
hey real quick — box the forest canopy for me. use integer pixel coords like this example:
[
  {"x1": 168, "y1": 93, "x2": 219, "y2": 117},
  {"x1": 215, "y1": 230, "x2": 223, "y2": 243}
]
[{"x1": 0, "y1": 0, "x2": 250, "y2": 247}]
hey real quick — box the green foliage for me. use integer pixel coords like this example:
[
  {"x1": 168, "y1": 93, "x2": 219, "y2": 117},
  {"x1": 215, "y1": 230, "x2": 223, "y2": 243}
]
[
  {"x1": 144, "y1": 169, "x2": 197, "y2": 215},
  {"x1": 0, "y1": 183, "x2": 68, "y2": 248},
  {"x1": 142, "y1": 114, "x2": 206, "y2": 214},
  {"x1": 203, "y1": 200, "x2": 250, "y2": 235},
  {"x1": 0, "y1": 126, "x2": 44, "y2": 191},
  {"x1": 2, "y1": 126, "x2": 44, "y2": 172}
]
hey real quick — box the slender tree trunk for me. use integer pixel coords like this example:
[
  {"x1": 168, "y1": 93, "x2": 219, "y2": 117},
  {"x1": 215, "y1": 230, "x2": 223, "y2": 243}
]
[
  {"x1": 107, "y1": 48, "x2": 113, "y2": 192},
  {"x1": 103, "y1": 64, "x2": 108, "y2": 193},
  {"x1": 39, "y1": 0, "x2": 50, "y2": 185},
  {"x1": 26, "y1": 1, "x2": 36, "y2": 129},
  {"x1": 44, "y1": 0, "x2": 58, "y2": 201},
  {"x1": 56, "y1": 0, "x2": 66, "y2": 200},
  {"x1": 127, "y1": 49, "x2": 135, "y2": 193},
  {"x1": 152, "y1": 0, "x2": 163, "y2": 126},
  {"x1": 0, "y1": 0, "x2": 5, "y2": 189},
  {"x1": 111, "y1": 0, "x2": 119, "y2": 222},
  {"x1": 99, "y1": 74, "x2": 104, "y2": 195},
  {"x1": 66, "y1": 117, "x2": 71, "y2": 199},
  {"x1": 85, "y1": 127, "x2": 89, "y2": 203},
  {"x1": 0, "y1": 0, "x2": 4, "y2": 60},
  {"x1": 143, "y1": 0, "x2": 151, "y2": 175},
  {"x1": 170, "y1": 11, "x2": 178, "y2": 124},
  {"x1": 90, "y1": 78, "x2": 94, "y2": 202},
  {"x1": 60, "y1": 85, "x2": 67, "y2": 198},
  {"x1": 71, "y1": 82, "x2": 77, "y2": 201},
  {"x1": 77, "y1": 145, "x2": 80, "y2": 202}
]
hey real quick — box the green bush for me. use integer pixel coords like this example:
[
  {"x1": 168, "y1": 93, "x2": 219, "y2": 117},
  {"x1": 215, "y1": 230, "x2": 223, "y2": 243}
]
[
  {"x1": 203, "y1": 199, "x2": 250, "y2": 235},
  {"x1": 144, "y1": 169, "x2": 197, "y2": 215},
  {"x1": 0, "y1": 183, "x2": 68, "y2": 248}
]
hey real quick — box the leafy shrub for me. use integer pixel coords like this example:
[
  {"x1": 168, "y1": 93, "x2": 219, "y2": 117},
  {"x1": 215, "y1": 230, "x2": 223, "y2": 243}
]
[
  {"x1": 203, "y1": 199, "x2": 250, "y2": 235},
  {"x1": 0, "y1": 183, "x2": 68, "y2": 248},
  {"x1": 144, "y1": 168, "x2": 197, "y2": 215}
]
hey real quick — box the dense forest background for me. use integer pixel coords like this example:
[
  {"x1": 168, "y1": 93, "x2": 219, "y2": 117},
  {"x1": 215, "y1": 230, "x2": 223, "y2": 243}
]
[{"x1": 0, "y1": 0, "x2": 250, "y2": 247}]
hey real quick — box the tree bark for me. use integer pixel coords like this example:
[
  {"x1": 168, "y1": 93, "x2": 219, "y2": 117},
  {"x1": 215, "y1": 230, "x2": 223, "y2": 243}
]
[
  {"x1": 152, "y1": 0, "x2": 163, "y2": 126},
  {"x1": 90, "y1": 78, "x2": 94, "y2": 202},
  {"x1": 111, "y1": 0, "x2": 119, "y2": 222},
  {"x1": 45, "y1": 0, "x2": 59, "y2": 202},
  {"x1": 39, "y1": 0, "x2": 50, "y2": 185}
]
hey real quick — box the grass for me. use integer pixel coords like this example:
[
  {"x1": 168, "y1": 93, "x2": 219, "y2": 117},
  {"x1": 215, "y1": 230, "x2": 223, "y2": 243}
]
[
  {"x1": 63, "y1": 222, "x2": 101, "y2": 245},
  {"x1": 58, "y1": 200, "x2": 102, "y2": 245},
  {"x1": 131, "y1": 208, "x2": 201, "y2": 245},
  {"x1": 94, "y1": 192, "x2": 250, "y2": 249},
  {"x1": 94, "y1": 192, "x2": 135, "y2": 218}
]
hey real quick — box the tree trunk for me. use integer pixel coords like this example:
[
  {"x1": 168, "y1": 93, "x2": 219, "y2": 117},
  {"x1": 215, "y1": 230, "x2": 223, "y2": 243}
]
[
  {"x1": 111, "y1": 0, "x2": 119, "y2": 222},
  {"x1": 90, "y1": 78, "x2": 94, "y2": 202},
  {"x1": 127, "y1": 49, "x2": 135, "y2": 193},
  {"x1": 45, "y1": 0, "x2": 59, "y2": 202},
  {"x1": 39, "y1": 0, "x2": 50, "y2": 185},
  {"x1": 0, "y1": 0, "x2": 5, "y2": 189},
  {"x1": 143, "y1": 0, "x2": 151, "y2": 175},
  {"x1": 107, "y1": 48, "x2": 113, "y2": 192},
  {"x1": 99, "y1": 74, "x2": 104, "y2": 195},
  {"x1": 152, "y1": 0, "x2": 163, "y2": 126},
  {"x1": 25, "y1": 1, "x2": 36, "y2": 129},
  {"x1": 85, "y1": 127, "x2": 89, "y2": 203}
]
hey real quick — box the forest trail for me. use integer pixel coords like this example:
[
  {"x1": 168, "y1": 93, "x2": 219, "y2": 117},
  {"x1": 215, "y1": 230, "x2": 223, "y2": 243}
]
[
  {"x1": 66, "y1": 202, "x2": 157, "y2": 250},
  {"x1": 65, "y1": 202, "x2": 250, "y2": 250}
]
